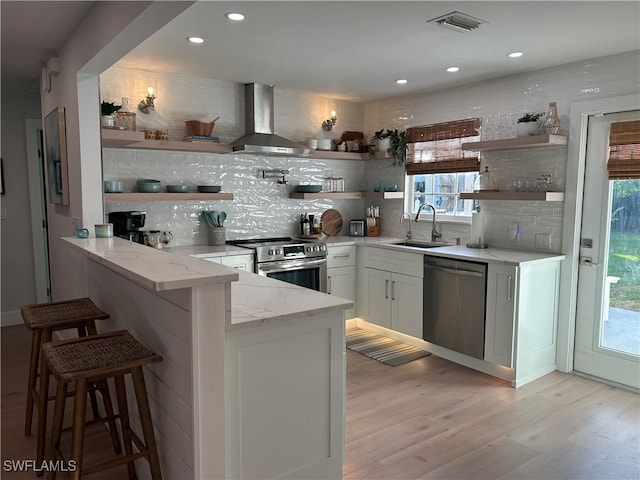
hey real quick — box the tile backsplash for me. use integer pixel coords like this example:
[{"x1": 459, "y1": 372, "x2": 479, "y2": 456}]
[{"x1": 102, "y1": 52, "x2": 639, "y2": 250}]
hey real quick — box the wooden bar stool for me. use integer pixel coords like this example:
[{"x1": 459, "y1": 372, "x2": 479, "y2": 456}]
[
  {"x1": 21, "y1": 297, "x2": 120, "y2": 474},
  {"x1": 44, "y1": 330, "x2": 163, "y2": 480}
]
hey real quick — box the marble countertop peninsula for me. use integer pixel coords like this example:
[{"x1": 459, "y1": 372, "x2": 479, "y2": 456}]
[
  {"x1": 168, "y1": 244, "x2": 253, "y2": 258},
  {"x1": 64, "y1": 237, "x2": 238, "y2": 291}
]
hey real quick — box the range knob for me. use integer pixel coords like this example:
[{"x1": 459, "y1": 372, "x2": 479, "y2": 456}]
[
  {"x1": 268, "y1": 249, "x2": 274, "y2": 256},
  {"x1": 306, "y1": 246, "x2": 312, "y2": 253},
  {"x1": 276, "y1": 249, "x2": 281, "y2": 255},
  {"x1": 313, "y1": 245, "x2": 319, "y2": 251}
]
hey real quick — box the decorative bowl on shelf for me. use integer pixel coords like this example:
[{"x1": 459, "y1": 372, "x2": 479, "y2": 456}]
[
  {"x1": 166, "y1": 184, "x2": 189, "y2": 193},
  {"x1": 137, "y1": 183, "x2": 161, "y2": 193},
  {"x1": 103, "y1": 180, "x2": 123, "y2": 193},
  {"x1": 296, "y1": 185, "x2": 323, "y2": 193},
  {"x1": 383, "y1": 184, "x2": 399, "y2": 192},
  {"x1": 197, "y1": 185, "x2": 222, "y2": 193}
]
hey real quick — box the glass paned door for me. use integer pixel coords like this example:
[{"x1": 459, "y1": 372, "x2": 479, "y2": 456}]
[{"x1": 574, "y1": 110, "x2": 640, "y2": 389}]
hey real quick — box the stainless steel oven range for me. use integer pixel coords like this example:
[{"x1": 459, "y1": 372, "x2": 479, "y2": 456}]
[{"x1": 227, "y1": 237, "x2": 327, "y2": 292}]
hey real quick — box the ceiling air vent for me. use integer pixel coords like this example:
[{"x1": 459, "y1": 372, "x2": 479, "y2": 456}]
[{"x1": 427, "y1": 11, "x2": 487, "y2": 33}]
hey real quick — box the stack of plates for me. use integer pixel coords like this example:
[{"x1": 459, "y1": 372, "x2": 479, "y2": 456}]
[{"x1": 296, "y1": 185, "x2": 322, "y2": 193}]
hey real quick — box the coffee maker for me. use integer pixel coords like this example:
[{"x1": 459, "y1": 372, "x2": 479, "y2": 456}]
[{"x1": 108, "y1": 211, "x2": 147, "y2": 244}]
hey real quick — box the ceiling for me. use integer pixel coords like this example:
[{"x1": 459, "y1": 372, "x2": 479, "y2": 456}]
[{"x1": 2, "y1": 1, "x2": 639, "y2": 102}]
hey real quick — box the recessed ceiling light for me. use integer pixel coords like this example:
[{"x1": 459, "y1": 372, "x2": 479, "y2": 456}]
[
  {"x1": 225, "y1": 12, "x2": 245, "y2": 21},
  {"x1": 446, "y1": 66, "x2": 460, "y2": 73},
  {"x1": 507, "y1": 51, "x2": 524, "y2": 58},
  {"x1": 187, "y1": 36, "x2": 205, "y2": 44},
  {"x1": 396, "y1": 79, "x2": 408, "y2": 84}
]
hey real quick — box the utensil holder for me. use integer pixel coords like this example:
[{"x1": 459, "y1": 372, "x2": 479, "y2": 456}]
[{"x1": 208, "y1": 226, "x2": 226, "y2": 246}]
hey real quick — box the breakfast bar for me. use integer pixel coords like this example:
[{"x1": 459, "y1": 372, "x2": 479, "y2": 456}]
[{"x1": 63, "y1": 237, "x2": 352, "y2": 480}]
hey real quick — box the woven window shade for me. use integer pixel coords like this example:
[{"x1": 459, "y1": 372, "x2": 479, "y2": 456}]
[
  {"x1": 608, "y1": 120, "x2": 640, "y2": 179},
  {"x1": 406, "y1": 118, "x2": 481, "y2": 175}
]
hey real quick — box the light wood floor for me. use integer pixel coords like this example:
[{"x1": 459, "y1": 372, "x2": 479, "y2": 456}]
[{"x1": 2, "y1": 324, "x2": 639, "y2": 479}]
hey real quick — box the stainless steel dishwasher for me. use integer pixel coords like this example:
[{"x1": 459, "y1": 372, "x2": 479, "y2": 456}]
[{"x1": 423, "y1": 256, "x2": 487, "y2": 359}]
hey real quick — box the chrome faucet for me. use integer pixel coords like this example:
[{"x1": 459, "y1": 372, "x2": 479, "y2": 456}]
[
  {"x1": 414, "y1": 202, "x2": 442, "y2": 242},
  {"x1": 400, "y1": 213, "x2": 412, "y2": 240}
]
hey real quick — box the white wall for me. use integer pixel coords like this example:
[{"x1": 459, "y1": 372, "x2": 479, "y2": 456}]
[{"x1": 0, "y1": 76, "x2": 43, "y2": 324}]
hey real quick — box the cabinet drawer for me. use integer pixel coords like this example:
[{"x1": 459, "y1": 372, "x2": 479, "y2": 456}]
[
  {"x1": 363, "y1": 246, "x2": 423, "y2": 278},
  {"x1": 327, "y1": 245, "x2": 356, "y2": 268}
]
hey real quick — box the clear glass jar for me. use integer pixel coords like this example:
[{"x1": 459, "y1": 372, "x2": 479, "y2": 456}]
[
  {"x1": 541, "y1": 102, "x2": 560, "y2": 135},
  {"x1": 115, "y1": 97, "x2": 136, "y2": 131}
]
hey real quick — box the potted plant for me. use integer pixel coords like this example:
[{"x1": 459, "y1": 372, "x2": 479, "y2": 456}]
[
  {"x1": 100, "y1": 101, "x2": 121, "y2": 127},
  {"x1": 516, "y1": 112, "x2": 543, "y2": 137},
  {"x1": 368, "y1": 129, "x2": 408, "y2": 166}
]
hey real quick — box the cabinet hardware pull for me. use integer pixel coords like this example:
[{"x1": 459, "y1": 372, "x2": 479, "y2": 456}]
[
  {"x1": 507, "y1": 275, "x2": 513, "y2": 301},
  {"x1": 332, "y1": 254, "x2": 350, "y2": 259},
  {"x1": 391, "y1": 280, "x2": 396, "y2": 301},
  {"x1": 328, "y1": 276, "x2": 332, "y2": 294},
  {"x1": 385, "y1": 279, "x2": 389, "y2": 299}
]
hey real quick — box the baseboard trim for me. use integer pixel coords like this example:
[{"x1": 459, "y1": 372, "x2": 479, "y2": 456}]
[{"x1": 1, "y1": 310, "x2": 23, "y2": 327}]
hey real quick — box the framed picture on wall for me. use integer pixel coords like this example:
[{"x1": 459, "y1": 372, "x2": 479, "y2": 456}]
[{"x1": 44, "y1": 106, "x2": 69, "y2": 205}]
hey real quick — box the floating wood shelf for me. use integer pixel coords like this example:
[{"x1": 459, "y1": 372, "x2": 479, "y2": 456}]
[
  {"x1": 289, "y1": 191, "x2": 404, "y2": 200},
  {"x1": 460, "y1": 191, "x2": 564, "y2": 201},
  {"x1": 104, "y1": 192, "x2": 234, "y2": 202},
  {"x1": 461, "y1": 134, "x2": 568, "y2": 152}
]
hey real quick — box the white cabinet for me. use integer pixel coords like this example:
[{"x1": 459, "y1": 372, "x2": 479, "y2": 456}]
[
  {"x1": 327, "y1": 246, "x2": 356, "y2": 318},
  {"x1": 485, "y1": 260, "x2": 562, "y2": 386},
  {"x1": 361, "y1": 247, "x2": 423, "y2": 338},
  {"x1": 202, "y1": 254, "x2": 254, "y2": 272}
]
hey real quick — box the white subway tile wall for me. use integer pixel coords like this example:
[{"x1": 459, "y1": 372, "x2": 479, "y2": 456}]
[{"x1": 102, "y1": 52, "x2": 639, "y2": 250}]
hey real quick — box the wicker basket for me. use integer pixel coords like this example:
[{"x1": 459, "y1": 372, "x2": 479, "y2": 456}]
[{"x1": 185, "y1": 117, "x2": 220, "y2": 137}]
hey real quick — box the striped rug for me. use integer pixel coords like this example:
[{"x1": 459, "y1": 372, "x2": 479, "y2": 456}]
[{"x1": 346, "y1": 328, "x2": 431, "y2": 366}]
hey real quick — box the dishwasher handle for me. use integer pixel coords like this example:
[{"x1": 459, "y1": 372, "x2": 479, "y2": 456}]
[{"x1": 425, "y1": 264, "x2": 484, "y2": 278}]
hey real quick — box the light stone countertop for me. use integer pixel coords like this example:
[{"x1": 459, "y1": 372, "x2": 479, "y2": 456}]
[
  {"x1": 228, "y1": 270, "x2": 353, "y2": 331},
  {"x1": 65, "y1": 237, "x2": 352, "y2": 329},
  {"x1": 168, "y1": 244, "x2": 253, "y2": 258},
  {"x1": 64, "y1": 237, "x2": 239, "y2": 291}
]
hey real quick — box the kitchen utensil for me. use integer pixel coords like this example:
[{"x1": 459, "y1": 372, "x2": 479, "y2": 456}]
[
  {"x1": 202, "y1": 210, "x2": 227, "y2": 227},
  {"x1": 166, "y1": 184, "x2": 189, "y2": 193},
  {"x1": 197, "y1": 185, "x2": 222, "y2": 193},
  {"x1": 185, "y1": 117, "x2": 220, "y2": 137},
  {"x1": 296, "y1": 185, "x2": 322, "y2": 193},
  {"x1": 321, "y1": 209, "x2": 342, "y2": 236},
  {"x1": 94, "y1": 223, "x2": 113, "y2": 238}
]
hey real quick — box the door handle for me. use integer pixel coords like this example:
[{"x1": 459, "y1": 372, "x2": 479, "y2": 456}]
[
  {"x1": 391, "y1": 280, "x2": 396, "y2": 301},
  {"x1": 580, "y1": 256, "x2": 600, "y2": 266},
  {"x1": 385, "y1": 279, "x2": 389, "y2": 299},
  {"x1": 507, "y1": 275, "x2": 513, "y2": 301},
  {"x1": 328, "y1": 275, "x2": 332, "y2": 294}
]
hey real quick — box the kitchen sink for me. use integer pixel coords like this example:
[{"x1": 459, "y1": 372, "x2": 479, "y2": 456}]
[{"x1": 389, "y1": 241, "x2": 445, "y2": 249}]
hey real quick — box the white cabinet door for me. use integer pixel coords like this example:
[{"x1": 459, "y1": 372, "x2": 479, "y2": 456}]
[
  {"x1": 363, "y1": 267, "x2": 392, "y2": 329},
  {"x1": 327, "y1": 265, "x2": 356, "y2": 319},
  {"x1": 391, "y1": 272, "x2": 423, "y2": 338},
  {"x1": 220, "y1": 254, "x2": 254, "y2": 272},
  {"x1": 484, "y1": 264, "x2": 517, "y2": 368}
]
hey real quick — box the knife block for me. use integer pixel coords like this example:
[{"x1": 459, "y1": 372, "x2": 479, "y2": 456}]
[{"x1": 366, "y1": 218, "x2": 379, "y2": 237}]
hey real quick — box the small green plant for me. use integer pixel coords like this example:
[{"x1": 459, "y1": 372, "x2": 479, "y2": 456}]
[
  {"x1": 368, "y1": 129, "x2": 408, "y2": 166},
  {"x1": 517, "y1": 112, "x2": 543, "y2": 123},
  {"x1": 101, "y1": 101, "x2": 121, "y2": 116}
]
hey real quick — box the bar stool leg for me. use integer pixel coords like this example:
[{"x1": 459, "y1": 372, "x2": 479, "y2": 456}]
[
  {"x1": 47, "y1": 381, "x2": 68, "y2": 480},
  {"x1": 25, "y1": 328, "x2": 42, "y2": 436},
  {"x1": 78, "y1": 322, "x2": 101, "y2": 420},
  {"x1": 69, "y1": 379, "x2": 88, "y2": 480},
  {"x1": 96, "y1": 379, "x2": 122, "y2": 454},
  {"x1": 131, "y1": 367, "x2": 162, "y2": 480},
  {"x1": 114, "y1": 375, "x2": 137, "y2": 480},
  {"x1": 36, "y1": 329, "x2": 53, "y2": 476}
]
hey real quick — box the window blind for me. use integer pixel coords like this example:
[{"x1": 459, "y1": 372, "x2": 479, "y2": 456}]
[
  {"x1": 406, "y1": 118, "x2": 481, "y2": 175},
  {"x1": 608, "y1": 119, "x2": 640, "y2": 180}
]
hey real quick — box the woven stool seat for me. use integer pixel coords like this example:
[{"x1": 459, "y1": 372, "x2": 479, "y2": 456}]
[
  {"x1": 21, "y1": 298, "x2": 109, "y2": 330},
  {"x1": 20, "y1": 297, "x2": 114, "y2": 476},
  {"x1": 44, "y1": 330, "x2": 163, "y2": 479},
  {"x1": 47, "y1": 331, "x2": 159, "y2": 380}
]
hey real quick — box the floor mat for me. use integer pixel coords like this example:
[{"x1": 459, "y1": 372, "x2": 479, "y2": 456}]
[{"x1": 346, "y1": 328, "x2": 431, "y2": 366}]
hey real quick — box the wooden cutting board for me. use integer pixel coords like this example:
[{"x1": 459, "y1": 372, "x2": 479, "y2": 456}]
[{"x1": 321, "y1": 209, "x2": 343, "y2": 236}]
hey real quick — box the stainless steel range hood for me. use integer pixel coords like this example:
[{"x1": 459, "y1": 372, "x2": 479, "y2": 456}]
[{"x1": 230, "y1": 83, "x2": 312, "y2": 157}]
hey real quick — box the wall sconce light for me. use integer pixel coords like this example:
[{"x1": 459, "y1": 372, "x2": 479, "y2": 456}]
[
  {"x1": 322, "y1": 110, "x2": 337, "y2": 131},
  {"x1": 138, "y1": 86, "x2": 156, "y2": 114}
]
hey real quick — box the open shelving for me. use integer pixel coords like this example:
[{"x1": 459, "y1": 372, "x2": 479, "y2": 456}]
[
  {"x1": 289, "y1": 191, "x2": 404, "y2": 200},
  {"x1": 104, "y1": 192, "x2": 234, "y2": 203},
  {"x1": 460, "y1": 191, "x2": 564, "y2": 201},
  {"x1": 461, "y1": 134, "x2": 567, "y2": 152}
]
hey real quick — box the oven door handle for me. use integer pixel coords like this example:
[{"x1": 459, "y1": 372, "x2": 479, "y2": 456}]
[{"x1": 258, "y1": 258, "x2": 327, "y2": 273}]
